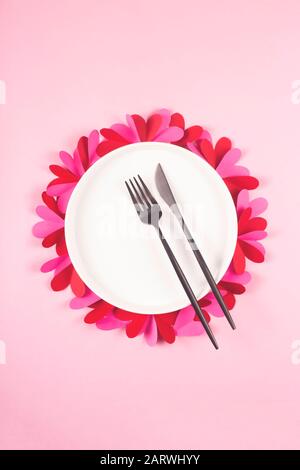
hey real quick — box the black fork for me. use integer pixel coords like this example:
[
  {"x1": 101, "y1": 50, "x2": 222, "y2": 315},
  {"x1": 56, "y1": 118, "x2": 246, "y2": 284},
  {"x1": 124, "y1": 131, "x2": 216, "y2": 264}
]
[{"x1": 125, "y1": 175, "x2": 219, "y2": 350}]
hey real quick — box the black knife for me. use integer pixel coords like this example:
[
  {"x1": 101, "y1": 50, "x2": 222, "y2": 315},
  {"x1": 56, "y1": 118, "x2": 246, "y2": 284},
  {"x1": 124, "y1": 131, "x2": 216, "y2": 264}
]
[{"x1": 155, "y1": 163, "x2": 236, "y2": 330}]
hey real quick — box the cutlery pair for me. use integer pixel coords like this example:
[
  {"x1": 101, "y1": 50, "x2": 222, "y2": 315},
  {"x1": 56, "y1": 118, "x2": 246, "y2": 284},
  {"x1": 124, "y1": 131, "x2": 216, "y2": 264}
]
[{"x1": 125, "y1": 166, "x2": 235, "y2": 349}]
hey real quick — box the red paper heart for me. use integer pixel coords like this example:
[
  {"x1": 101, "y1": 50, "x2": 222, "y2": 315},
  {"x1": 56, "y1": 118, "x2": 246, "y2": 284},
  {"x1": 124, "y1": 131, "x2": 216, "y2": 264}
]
[
  {"x1": 42, "y1": 191, "x2": 63, "y2": 217},
  {"x1": 146, "y1": 114, "x2": 162, "y2": 141},
  {"x1": 42, "y1": 228, "x2": 64, "y2": 248},
  {"x1": 114, "y1": 309, "x2": 138, "y2": 321},
  {"x1": 200, "y1": 139, "x2": 216, "y2": 167},
  {"x1": 49, "y1": 165, "x2": 78, "y2": 183},
  {"x1": 219, "y1": 280, "x2": 246, "y2": 295},
  {"x1": 51, "y1": 264, "x2": 73, "y2": 291},
  {"x1": 170, "y1": 112, "x2": 185, "y2": 129},
  {"x1": 96, "y1": 140, "x2": 123, "y2": 157},
  {"x1": 225, "y1": 175, "x2": 259, "y2": 190},
  {"x1": 215, "y1": 137, "x2": 231, "y2": 167},
  {"x1": 55, "y1": 234, "x2": 67, "y2": 256},
  {"x1": 199, "y1": 297, "x2": 211, "y2": 308},
  {"x1": 232, "y1": 241, "x2": 246, "y2": 274},
  {"x1": 126, "y1": 315, "x2": 147, "y2": 338},
  {"x1": 223, "y1": 292, "x2": 235, "y2": 310},
  {"x1": 240, "y1": 217, "x2": 267, "y2": 234},
  {"x1": 185, "y1": 125, "x2": 203, "y2": 142},
  {"x1": 100, "y1": 128, "x2": 129, "y2": 144},
  {"x1": 239, "y1": 239, "x2": 265, "y2": 263},
  {"x1": 84, "y1": 300, "x2": 114, "y2": 324},
  {"x1": 238, "y1": 207, "x2": 252, "y2": 234},
  {"x1": 156, "y1": 317, "x2": 176, "y2": 344},
  {"x1": 70, "y1": 269, "x2": 86, "y2": 297},
  {"x1": 77, "y1": 136, "x2": 90, "y2": 170},
  {"x1": 131, "y1": 114, "x2": 147, "y2": 141}
]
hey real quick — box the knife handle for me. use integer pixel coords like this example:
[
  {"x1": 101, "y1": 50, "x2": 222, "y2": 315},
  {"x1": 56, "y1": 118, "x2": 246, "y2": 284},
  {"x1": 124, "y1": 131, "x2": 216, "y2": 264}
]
[
  {"x1": 171, "y1": 205, "x2": 236, "y2": 330},
  {"x1": 156, "y1": 226, "x2": 218, "y2": 349}
]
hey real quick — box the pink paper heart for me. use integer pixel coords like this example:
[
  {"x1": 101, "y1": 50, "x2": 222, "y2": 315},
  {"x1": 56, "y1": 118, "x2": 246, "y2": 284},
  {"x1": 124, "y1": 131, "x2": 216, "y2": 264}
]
[{"x1": 144, "y1": 316, "x2": 158, "y2": 346}]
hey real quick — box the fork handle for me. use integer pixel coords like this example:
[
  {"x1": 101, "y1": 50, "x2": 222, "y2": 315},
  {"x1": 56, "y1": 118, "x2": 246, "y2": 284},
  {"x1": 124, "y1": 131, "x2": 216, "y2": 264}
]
[{"x1": 156, "y1": 227, "x2": 218, "y2": 350}]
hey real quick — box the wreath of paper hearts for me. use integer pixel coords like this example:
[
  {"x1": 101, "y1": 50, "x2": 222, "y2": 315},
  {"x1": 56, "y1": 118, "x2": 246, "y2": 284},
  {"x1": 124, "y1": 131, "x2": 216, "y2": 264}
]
[{"x1": 33, "y1": 109, "x2": 268, "y2": 345}]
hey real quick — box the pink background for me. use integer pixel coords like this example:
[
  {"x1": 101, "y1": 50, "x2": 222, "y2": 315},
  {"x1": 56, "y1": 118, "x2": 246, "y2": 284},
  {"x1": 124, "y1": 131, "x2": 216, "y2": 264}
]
[{"x1": 1, "y1": 0, "x2": 300, "y2": 450}]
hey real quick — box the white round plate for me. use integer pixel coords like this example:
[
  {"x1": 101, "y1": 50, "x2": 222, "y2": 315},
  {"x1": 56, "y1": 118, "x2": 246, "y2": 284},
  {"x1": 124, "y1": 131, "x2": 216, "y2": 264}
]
[{"x1": 65, "y1": 142, "x2": 237, "y2": 314}]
